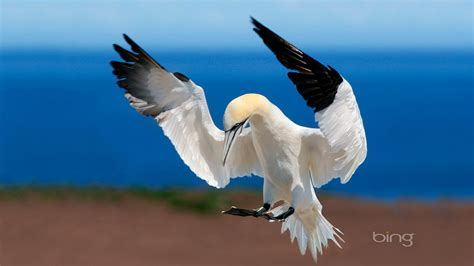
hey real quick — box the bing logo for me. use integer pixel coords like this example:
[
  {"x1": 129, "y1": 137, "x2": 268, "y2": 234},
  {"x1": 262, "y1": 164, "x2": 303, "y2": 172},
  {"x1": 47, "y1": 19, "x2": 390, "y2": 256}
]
[{"x1": 372, "y1": 231, "x2": 415, "y2": 247}]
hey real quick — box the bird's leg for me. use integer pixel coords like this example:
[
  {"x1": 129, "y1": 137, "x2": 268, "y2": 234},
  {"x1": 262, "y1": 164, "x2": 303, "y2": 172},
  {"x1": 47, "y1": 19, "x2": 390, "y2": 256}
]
[
  {"x1": 221, "y1": 203, "x2": 270, "y2": 217},
  {"x1": 262, "y1": 207, "x2": 295, "y2": 222},
  {"x1": 254, "y1": 203, "x2": 271, "y2": 216},
  {"x1": 273, "y1": 206, "x2": 295, "y2": 220}
]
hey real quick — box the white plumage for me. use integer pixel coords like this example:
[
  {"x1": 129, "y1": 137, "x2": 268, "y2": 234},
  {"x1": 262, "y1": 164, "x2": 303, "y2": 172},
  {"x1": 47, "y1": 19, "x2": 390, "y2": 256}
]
[
  {"x1": 310, "y1": 80, "x2": 367, "y2": 187},
  {"x1": 111, "y1": 18, "x2": 367, "y2": 263},
  {"x1": 154, "y1": 86, "x2": 262, "y2": 188}
]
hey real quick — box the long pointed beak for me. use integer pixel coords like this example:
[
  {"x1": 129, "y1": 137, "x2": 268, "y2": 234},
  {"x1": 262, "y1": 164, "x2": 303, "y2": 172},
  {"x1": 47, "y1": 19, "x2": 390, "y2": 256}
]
[{"x1": 222, "y1": 120, "x2": 248, "y2": 166}]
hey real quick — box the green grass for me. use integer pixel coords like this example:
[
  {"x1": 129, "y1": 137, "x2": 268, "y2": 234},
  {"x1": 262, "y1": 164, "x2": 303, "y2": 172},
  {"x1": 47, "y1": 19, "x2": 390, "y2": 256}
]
[
  {"x1": 129, "y1": 187, "x2": 231, "y2": 214},
  {"x1": 0, "y1": 186, "x2": 257, "y2": 214}
]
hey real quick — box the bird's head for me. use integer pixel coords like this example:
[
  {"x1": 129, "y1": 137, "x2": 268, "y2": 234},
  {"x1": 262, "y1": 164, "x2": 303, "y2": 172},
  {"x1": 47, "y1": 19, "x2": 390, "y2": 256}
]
[{"x1": 222, "y1": 93, "x2": 270, "y2": 165}]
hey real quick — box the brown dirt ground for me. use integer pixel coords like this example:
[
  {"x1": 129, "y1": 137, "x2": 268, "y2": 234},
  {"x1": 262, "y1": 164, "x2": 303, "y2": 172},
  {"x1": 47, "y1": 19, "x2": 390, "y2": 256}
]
[{"x1": 0, "y1": 193, "x2": 473, "y2": 266}]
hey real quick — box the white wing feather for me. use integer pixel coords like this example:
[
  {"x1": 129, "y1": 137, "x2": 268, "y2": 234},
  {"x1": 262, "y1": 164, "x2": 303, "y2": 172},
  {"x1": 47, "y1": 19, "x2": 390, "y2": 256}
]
[
  {"x1": 308, "y1": 79, "x2": 367, "y2": 187},
  {"x1": 154, "y1": 85, "x2": 261, "y2": 188},
  {"x1": 112, "y1": 36, "x2": 261, "y2": 188},
  {"x1": 250, "y1": 19, "x2": 366, "y2": 188}
]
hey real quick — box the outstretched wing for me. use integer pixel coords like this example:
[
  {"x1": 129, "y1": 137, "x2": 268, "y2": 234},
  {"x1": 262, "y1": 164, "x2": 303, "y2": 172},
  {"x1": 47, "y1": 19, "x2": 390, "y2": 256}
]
[
  {"x1": 111, "y1": 34, "x2": 261, "y2": 188},
  {"x1": 251, "y1": 18, "x2": 366, "y2": 187}
]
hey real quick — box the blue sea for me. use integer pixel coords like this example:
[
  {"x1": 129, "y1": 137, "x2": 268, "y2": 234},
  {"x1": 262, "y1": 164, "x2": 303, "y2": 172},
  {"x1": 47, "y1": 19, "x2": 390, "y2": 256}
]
[{"x1": 0, "y1": 49, "x2": 473, "y2": 199}]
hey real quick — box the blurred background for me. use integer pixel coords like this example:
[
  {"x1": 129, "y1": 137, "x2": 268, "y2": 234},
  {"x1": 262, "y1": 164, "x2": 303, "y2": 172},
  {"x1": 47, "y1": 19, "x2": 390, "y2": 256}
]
[{"x1": 0, "y1": 1, "x2": 473, "y2": 265}]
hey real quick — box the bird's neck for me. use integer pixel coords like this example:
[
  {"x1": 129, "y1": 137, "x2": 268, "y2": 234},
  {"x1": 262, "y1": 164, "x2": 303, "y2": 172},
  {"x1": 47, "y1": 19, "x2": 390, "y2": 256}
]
[{"x1": 249, "y1": 103, "x2": 293, "y2": 136}]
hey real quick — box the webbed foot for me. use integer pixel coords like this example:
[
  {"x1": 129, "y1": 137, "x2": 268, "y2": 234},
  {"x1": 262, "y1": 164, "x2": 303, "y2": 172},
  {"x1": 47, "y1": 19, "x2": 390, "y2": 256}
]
[
  {"x1": 221, "y1": 203, "x2": 270, "y2": 218},
  {"x1": 262, "y1": 207, "x2": 295, "y2": 222}
]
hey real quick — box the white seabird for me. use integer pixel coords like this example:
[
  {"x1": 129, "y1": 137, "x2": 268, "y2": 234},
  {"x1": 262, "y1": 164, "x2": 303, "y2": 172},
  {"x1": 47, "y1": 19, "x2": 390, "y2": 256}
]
[{"x1": 110, "y1": 17, "x2": 367, "y2": 263}]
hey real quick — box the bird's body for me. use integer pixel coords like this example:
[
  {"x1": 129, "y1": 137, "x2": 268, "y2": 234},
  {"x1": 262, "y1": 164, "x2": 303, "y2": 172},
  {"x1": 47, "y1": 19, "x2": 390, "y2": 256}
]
[
  {"x1": 244, "y1": 98, "x2": 313, "y2": 206},
  {"x1": 110, "y1": 18, "x2": 367, "y2": 263}
]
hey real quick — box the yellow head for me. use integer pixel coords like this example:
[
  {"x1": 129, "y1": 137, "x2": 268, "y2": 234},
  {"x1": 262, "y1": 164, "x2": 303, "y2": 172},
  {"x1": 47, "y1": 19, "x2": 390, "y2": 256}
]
[
  {"x1": 222, "y1": 93, "x2": 270, "y2": 165},
  {"x1": 223, "y1": 93, "x2": 270, "y2": 130}
]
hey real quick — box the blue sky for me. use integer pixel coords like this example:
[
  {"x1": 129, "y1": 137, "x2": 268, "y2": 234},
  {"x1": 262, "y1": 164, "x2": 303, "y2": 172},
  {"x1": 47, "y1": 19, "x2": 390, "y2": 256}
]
[{"x1": 1, "y1": 0, "x2": 472, "y2": 50}]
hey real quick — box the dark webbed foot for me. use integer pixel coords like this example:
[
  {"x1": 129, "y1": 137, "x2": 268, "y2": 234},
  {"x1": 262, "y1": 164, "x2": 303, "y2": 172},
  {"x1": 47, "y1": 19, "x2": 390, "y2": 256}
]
[
  {"x1": 221, "y1": 206, "x2": 257, "y2": 217},
  {"x1": 262, "y1": 207, "x2": 295, "y2": 222},
  {"x1": 221, "y1": 203, "x2": 270, "y2": 218},
  {"x1": 221, "y1": 204, "x2": 295, "y2": 222}
]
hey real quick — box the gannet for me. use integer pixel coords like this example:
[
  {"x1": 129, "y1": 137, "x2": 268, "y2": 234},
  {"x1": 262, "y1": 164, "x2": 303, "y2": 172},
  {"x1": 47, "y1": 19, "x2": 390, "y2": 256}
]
[{"x1": 110, "y1": 17, "x2": 367, "y2": 263}]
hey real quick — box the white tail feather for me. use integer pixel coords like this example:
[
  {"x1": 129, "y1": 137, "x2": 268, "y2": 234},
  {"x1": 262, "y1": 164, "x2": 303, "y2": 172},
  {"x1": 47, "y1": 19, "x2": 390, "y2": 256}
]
[{"x1": 281, "y1": 205, "x2": 342, "y2": 263}]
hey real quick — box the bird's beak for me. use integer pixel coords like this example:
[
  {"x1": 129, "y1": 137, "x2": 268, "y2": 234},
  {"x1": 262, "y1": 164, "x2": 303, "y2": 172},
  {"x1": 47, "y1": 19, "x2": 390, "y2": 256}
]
[{"x1": 223, "y1": 119, "x2": 248, "y2": 166}]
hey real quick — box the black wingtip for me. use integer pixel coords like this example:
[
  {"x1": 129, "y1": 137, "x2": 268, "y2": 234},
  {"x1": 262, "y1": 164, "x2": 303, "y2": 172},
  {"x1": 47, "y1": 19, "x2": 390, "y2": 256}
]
[
  {"x1": 250, "y1": 17, "x2": 268, "y2": 32},
  {"x1": 123, "y1": 34, "x2": 133, "y2": 45},
  {"x1": 250, "y1": 16, "x2": 260, "y2": 26},
  {"x1": 117, "y1": 79, "x2": 128, "y2": 89},
  {"x1": 328, "y1": 65, "x2": 340, "y2": 75},
  {"x1": 250, "y1": 16, "x2": 257, "y2": 24},
  {"x1": 119, "y1": 33, "x2": 164, "y2": 69},
  {"x1": 250, "y1": 18, "x2": 267, "y2": 41},
  {"x1": 251, "y1": 18, "x2": 343, "y2": 112},
  {"x1": 123, "y1": 34, "x2": 139, "y2": 50},
  {"x1": 112, "y1": 43, "x2": 121, "y2": 52},
  {"x1": 113, "y1": 43, "x2": 139, "y2": 62},
  {"x1": 109, "y1": 60, "x2": 119, "y2": 68}
]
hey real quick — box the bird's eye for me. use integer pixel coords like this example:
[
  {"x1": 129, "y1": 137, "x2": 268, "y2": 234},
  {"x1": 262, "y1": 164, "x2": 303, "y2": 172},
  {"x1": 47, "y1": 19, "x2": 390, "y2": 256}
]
[{"x1": 225, "y1": 120, "x2": 246, "y2": 133}]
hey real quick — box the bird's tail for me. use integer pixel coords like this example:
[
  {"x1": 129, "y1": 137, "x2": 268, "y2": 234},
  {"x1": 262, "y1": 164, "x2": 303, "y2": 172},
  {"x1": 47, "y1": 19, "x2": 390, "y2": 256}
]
[{"x1": 278, "y1": 204, "x2": 343, "y2": 263}]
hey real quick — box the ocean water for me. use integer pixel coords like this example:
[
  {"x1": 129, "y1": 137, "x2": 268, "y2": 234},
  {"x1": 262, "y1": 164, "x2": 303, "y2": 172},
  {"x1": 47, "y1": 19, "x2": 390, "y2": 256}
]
[{"x1": 0, "y1": 49, "x2": 473, "y2": 199}]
